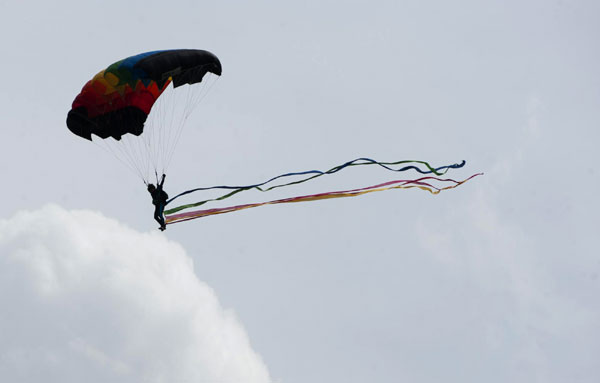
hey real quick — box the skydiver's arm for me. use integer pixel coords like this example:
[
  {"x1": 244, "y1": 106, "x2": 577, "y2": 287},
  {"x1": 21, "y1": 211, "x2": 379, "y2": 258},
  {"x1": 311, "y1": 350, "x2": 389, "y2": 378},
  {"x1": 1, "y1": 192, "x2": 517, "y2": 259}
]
[{"x1": 159, "y1": 174, "x2": 166, "y2": 188}]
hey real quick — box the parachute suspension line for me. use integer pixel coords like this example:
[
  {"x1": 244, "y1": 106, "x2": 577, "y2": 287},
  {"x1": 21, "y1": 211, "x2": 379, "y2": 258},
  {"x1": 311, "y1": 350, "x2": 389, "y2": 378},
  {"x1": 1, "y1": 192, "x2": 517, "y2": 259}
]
[
  {"x1": 165, "y1": 81, "x2": 193, "y2": 170},
  {"x1": 136, "y1": 131, "x2": 152, "y2": 181},
  {"x1": 150, "y1": 83, "x2": 165, "y2": 176},
  {"x1": 137, "y1": 73, "x2": 218, "y2": 179},
  {"x1": 118, "y1": 137, "x2": 146, "y2": 181},
  {"x1": 145, "y1": 83, "x2": 168, "y2": 176},
  {"x1": 116, "y1": 112, "x2": 151, "y2": 182},
  {"x1": 111, "y1": 139, "x2": 141, "y2": 179},
  {"x1": 135, "y1": 108, "x2": 153, "y2": 179},
  {"x1": 163, "y1": 92, "x2": 188, "y2": 172},
  {"x1": 161, "y1": 85, "x2": 185, "y2": 175},
  {"x1": 161, "y1": 81, "x2": 180, "y2": 175},
  {"x1": 141, "y1": 77, "x2": 194, "y2": 177},
  {"x1": 141, "y1": 79, "x2": 178, "y2": 179},
  {"x1": 147, "y1": 83, "x2": 164, "y2": 176},
  {"x1": 122, "y1": 135, "x2": 142, "y2": 178},
  {"x1": 163, "y1": 79, "x2": 189, "y2": 173},
  {"x1": 161, "y1": 81, "x2": 176, "y2": 174},
  {"x1": 142, "y1": 132, "x2": 153, "y2": 181},
  {"x1": 96, "y1": 109, "x2": 152, "y2": 182},
  {"x1": 165, "y1": 75, "x2": 219, "y2": 172},
  {"x1": 91, "y1": 138, "x2": 146, "y2": 182}
]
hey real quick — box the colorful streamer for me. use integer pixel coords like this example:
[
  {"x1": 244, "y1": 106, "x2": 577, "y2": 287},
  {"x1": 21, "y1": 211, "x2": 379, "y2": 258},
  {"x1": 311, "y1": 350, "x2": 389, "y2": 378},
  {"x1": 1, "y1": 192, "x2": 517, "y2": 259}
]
[
  {"x1": 165, "y1": 173, "x2": 482, "y2": 224},
  {"x1": 164, "y1": 158, "x2": 467, "y2": 215}
]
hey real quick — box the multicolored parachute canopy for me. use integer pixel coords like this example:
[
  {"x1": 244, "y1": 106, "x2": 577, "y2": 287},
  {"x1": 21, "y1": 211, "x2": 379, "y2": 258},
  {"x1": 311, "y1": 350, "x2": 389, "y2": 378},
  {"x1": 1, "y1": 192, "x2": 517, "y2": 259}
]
[
  {"x1": 67, "y1": 49, "x2": 221, "y2": 182},
  {"x1": 67, "y1": 49, "x2": 221, "y2": 141}
]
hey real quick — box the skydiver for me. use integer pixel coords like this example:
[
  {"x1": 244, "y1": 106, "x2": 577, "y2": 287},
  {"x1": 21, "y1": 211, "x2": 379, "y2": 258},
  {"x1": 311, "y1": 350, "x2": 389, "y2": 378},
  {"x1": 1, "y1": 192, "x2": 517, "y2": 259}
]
[{"x1": 147, "y1": 174, "x2": 168, "y2": 231}]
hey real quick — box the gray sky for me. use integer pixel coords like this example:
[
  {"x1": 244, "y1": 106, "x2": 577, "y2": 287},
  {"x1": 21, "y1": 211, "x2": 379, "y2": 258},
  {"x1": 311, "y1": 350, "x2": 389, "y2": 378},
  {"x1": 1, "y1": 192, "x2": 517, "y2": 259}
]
[{"x1": 1, "y1": 0, "x2": 599, "y2": 382}]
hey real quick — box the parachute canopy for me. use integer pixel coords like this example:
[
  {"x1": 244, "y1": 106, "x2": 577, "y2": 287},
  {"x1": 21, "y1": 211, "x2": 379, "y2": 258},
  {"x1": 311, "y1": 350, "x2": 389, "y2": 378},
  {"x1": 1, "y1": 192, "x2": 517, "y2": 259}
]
[
  {"x1": 67, "y1": 49, "x2": 222, "y2": 183},
  {"x1": 67, "y1": 49, "x2": 221, "y2": 141}
]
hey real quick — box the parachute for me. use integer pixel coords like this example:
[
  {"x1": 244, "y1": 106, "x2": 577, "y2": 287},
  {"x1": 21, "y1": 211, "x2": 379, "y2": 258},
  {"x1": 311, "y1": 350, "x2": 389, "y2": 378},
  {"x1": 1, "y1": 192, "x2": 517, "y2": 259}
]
[
  {"x1": 67, "y1": 49, "x2": 480, "y2": 227},
  {"x1": 67, "y1": 49, "x2": 222, "y2": 183}
]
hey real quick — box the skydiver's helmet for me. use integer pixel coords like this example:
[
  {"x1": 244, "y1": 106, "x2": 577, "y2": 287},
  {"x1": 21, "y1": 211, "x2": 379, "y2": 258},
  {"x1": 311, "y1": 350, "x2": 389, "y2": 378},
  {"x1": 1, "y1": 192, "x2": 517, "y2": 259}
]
[{"x1": 147, "y1": 184, "x2": 156, "y2": 192}]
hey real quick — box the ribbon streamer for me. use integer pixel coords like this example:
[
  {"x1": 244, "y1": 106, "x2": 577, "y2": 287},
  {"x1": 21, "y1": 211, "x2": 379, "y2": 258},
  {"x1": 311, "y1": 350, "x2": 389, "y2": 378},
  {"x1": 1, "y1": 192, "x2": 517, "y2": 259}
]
[
  {"x1": 165, "y1": 158, "x2": 466, "y2": 215},
  {"x1": 165, "y1": 173, "x2": 482, "y2": 224}
]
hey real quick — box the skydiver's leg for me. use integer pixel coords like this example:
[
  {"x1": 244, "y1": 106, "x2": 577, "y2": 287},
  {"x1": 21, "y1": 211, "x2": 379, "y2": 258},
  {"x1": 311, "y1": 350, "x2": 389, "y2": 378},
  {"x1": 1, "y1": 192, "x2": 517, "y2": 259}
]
[
  {"x1": 155, "y1": 203, "x2": 166, "y2": 231},
  {"x1": 154, "y1": 205, "x2": 165, "y2": 230}
]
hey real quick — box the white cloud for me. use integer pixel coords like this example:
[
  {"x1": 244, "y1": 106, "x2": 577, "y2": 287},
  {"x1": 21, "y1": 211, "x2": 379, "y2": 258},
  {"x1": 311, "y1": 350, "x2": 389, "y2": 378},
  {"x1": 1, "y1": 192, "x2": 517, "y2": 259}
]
[{"x1": 0, "y1": 205, "x2": 271, "y2": 383}]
